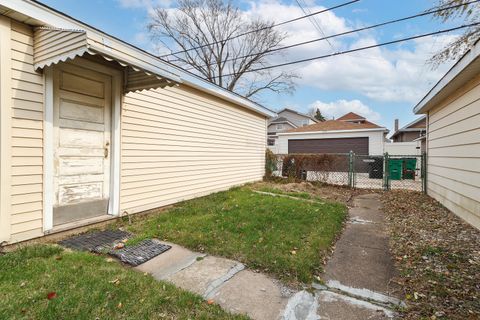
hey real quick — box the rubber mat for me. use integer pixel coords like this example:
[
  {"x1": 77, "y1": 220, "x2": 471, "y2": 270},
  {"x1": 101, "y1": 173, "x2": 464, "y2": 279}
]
[
  {"x1": 59, "y1": 229, "x2": 132, "y2": 252},
  {"x1": 109, "y1": 239, "x2": 171, "y2": 266}
]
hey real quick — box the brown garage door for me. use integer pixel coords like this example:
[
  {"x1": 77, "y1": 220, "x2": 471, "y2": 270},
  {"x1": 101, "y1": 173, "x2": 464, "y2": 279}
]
[{"x1": 288, "y1": 137, "x2": 369, "y2": 155}]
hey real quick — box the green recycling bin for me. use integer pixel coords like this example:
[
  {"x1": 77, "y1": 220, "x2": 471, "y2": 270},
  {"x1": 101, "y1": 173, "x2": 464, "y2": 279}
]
[
  {"x1": 403, "y1": 158, "x2": 417, "y2": 180},
  {"x1": 388, "y1": 159, "x2": 403, "y2": 180}
]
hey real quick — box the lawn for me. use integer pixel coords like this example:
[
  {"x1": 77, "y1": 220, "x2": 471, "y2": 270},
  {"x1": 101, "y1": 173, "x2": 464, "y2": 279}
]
[
  {"x1": 122, "y1": 186, "x2": 347, "y2": 284},
  {"x1": 0, "y1": 245, "x2": 247, "y2": 320}
]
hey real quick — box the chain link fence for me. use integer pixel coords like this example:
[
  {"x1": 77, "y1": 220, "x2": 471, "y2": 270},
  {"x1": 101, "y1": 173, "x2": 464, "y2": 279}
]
[{"x1": 266, "y1": 152, "x2": 426, "y2": 192}]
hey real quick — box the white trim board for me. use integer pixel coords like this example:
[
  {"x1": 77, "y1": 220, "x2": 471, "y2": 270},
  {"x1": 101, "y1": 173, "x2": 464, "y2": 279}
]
[
  {"x1": 43, "y1": 67, "x2": 53, "y2": 232},
  {"x1": 0, "y1": 15, "x2": 12, "y2": 242},
  {"x1": 43, "y1": 59, "x2": 122, "y2": 232}
]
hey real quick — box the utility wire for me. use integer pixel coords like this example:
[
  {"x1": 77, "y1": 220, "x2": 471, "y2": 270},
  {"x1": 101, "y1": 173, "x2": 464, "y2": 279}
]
[
  {"x1": 213, "y1": 22, "x2": 480, "y2": 78},
  {"x1": 183, "y1": 0, "x2": 480, "y2": 71},
  {"x1": 158, "y1": 0, "x2": 360, "y2": 58},
  {"x1": 295, "y1": 0, "x2": 336, "y2": 51}
]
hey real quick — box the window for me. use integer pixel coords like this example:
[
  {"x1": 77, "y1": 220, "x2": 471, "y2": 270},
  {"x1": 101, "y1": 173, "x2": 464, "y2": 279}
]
[
  {"x1": 276, "y1": 124, "x2": 284, "y2": 130},
  {"x1": 267, "y1": 138, "x2": 275, "y2": 146},
  {"x1": 302, "y1": 119, "x2": 309, "y2": 126}
]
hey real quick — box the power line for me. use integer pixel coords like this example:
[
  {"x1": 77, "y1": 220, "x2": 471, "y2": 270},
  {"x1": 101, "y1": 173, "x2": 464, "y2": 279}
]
[
  {"x1": 183, "y1": 0, "x2": 480, "y2": 71},
  {"x1": 295, "y1": 0, "x2": 336, "y2": 51},
  {"x1": 158, "y1": 0, "x2": 360, "y2": 58},
  {"x1": 213, "y1": 22, "x2": 480, "y2": 78}
]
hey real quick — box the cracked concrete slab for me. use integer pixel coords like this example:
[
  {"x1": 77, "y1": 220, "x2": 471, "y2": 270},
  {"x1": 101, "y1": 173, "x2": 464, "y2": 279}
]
[
  {"x1": 135, "y1": 242, "x2": 205, "y2": 280},
  {"x1": 211, "y1": 270, "x2": 292, "y2": 320},
  {"x1": 281, "y1": 290, "x2": 318, "y2": 320},
  {"x1": 317, "y1": 291, "x2": 394, "y2": 320},
  {"x1": 324, "y1": 225, "x2": 397, "y2": 294},
  {"x1": 167, "y1": 255, "x2": 243, "y2": 297},
  {"x1": 324, "y1": 195, "x2": 399, "y2": 297},
  {"x1": 348, "y1": 207, "x2": 384, "y2": 223},
  {"x1": 352, "y1": 194, "x2": 383, "y2": 210}
]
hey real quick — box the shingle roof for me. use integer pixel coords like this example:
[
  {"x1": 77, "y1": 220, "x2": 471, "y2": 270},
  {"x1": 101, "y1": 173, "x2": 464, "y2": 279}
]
[
  {"x1": 337, "y1": 112, "x2": 366, "y2": 121},
  {"x1": 277, "y1": 108, "x2": 318, "y2": 122},
  {"x1": 286, "y1": 119, "x2": 385, "y2": 133},
  {"x1": 270, "y1": 117, "x2": 290, "y2": 124},
  {"x1": 390, "y1": 116, "x2": 426, "y2": 139}
]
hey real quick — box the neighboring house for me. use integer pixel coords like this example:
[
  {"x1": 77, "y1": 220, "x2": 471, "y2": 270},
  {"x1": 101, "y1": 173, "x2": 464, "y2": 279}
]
[
  {"x1": 267, "y1": 108, "x2": 317, "y2": 148},
  {"x1": 385, "y1": 116, "x2": 427, "y2": 154},
  {"x1": 390, "y1": 116, "x2": 427, "y2": 143},
  {"x1": 0, "y1": 1, "x2": 275, "y2": 245},
  {"x1": 414, "y1": 39, "x2": 480, "y2": 230},
  {"x1": 276, "y1": 112, "x2": 389, "y2": 155}
]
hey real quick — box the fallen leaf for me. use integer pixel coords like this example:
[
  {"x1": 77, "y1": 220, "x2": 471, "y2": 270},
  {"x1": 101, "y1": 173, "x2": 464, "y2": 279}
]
[
  {"x1": 117, "y1": 302, "x2": 122, "y2": 309},
  {"x1": 207, "y1": 299, "x2": 215, "y2": 305},
  {"x1": 109, "y1": 279, "x2": 120, "y2": 285},
  {"x1": 113, "y1": 243, "x2": 125, "y2": 250},
  {"x1": 47, "y1": 292, "x2": 57, "y2": 300},
  {"x1": 291, "y1": 250, "x2": 297, "y2": 255}
]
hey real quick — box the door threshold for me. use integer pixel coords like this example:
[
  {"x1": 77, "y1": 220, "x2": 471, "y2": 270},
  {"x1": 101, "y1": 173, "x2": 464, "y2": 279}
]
[{"x1": 47, "y1": 215, "x2": 115, "y2": 235}]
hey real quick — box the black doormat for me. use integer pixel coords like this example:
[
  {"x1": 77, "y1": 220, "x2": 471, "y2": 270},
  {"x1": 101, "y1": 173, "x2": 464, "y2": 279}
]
[
  {"x1": 59, "y1": 229, "x2": 132, "y2": 252},
  {"x1": 108, "y1": 239, "x2": 171, "y2": 267}
]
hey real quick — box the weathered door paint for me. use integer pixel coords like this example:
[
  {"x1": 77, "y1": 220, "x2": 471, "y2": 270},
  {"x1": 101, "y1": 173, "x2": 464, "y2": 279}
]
[{"x1": 52, "y1": 63, "x2": 112, "y2": 226}]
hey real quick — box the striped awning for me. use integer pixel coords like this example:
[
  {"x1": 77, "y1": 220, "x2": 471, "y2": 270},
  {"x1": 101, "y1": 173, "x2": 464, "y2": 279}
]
[{"x1": 33, "y1": 27, "x2": 180, "y2": 92}]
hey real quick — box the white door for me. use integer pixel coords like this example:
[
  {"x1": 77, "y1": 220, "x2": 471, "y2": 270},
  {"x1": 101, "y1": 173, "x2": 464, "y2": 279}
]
[{"x1": 52, "y1": 63, "x2": 112, "y2": 226}]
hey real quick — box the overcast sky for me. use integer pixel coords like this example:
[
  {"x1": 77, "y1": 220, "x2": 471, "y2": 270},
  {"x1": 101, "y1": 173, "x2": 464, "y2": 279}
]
[{"x1": 38, "y1": 0, "x2": 459, "y2": 132}]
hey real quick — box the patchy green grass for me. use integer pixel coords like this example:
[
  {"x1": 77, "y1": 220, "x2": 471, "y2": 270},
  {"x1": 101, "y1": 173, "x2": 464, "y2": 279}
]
[
  {"x1": 0, "y1": 245, "x2": 247, "y2": 320},
  {"x1": 123, "y1": 187, "x2": 347, "y2": 284}
]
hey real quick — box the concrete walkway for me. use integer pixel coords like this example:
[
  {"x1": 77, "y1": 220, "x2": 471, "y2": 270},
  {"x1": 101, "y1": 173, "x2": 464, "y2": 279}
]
[{"x1": 136, "y1": 193, "x2": 403, "y2": 320}]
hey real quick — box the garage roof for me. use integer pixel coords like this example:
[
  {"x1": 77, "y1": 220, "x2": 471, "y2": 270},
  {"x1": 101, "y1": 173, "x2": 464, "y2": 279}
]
[{"x1": 0, "y1": 0, "x2": 276, "y2": 118}]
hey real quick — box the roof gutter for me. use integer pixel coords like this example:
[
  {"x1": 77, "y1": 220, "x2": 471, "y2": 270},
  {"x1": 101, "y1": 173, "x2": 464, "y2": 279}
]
[
  {"x1": 413, "y1": 41, "x2": 480, "y2": 114},
  {"x1": 278, "y1": 128, "x2": 389, "y2": 136}
]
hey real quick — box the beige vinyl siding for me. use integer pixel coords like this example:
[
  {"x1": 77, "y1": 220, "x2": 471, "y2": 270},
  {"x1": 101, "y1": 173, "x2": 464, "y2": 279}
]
[
  {"x1": 120, "y1": 85, "x2": 266, "y2": 214},
  {"x1": 33, "y1": 28, "x2": 87, "y2": 68},
  {"x1": 9, "y1": 20, "x2": 44, "y2": 242},
  {"x1": 427, "y1": 75, "x2": 480, "y2": 229}
]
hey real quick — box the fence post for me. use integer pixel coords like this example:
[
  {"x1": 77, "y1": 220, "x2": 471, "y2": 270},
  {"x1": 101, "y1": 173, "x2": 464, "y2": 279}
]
[
  {"x1": 348, "y1": 151, "x2": 354, "y2": 188},
  {"x1": 422, "y1": 152, "x2": 427, "y2": 194},
  {"x1": 383, "y1": 152, "x2": 390, "y2": 191}
]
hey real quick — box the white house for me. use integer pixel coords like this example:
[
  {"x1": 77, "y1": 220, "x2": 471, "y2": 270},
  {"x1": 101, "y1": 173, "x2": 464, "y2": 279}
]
[{"x1": 267, "y1": 108, "x2": 317, "y2": 150}]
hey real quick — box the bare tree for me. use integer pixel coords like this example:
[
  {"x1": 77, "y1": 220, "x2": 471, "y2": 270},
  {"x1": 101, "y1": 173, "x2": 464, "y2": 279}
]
[
  {"x1": 148, "y1": 0, "x2": 297, "y2": 100},
  {"x1": 429, "y1": 0, "x2": 480, "y2": 67}
]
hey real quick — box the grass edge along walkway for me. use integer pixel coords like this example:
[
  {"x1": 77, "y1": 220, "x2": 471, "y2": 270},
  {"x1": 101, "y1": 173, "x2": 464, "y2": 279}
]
[
  {"x1": 0, "y1": 245, "x2": 248, "y2": 320},
  {"x1": 122, "y1": 187, "x2": 347, "y2": 285}
]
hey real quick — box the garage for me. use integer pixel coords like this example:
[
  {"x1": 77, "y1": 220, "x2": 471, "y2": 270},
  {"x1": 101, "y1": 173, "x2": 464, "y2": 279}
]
[
  {"x1": 288, "y1": 137, "x2": 369, "y2": 155},
  {"x1": 275, "y1": 114, "x2": 388, "y2": 156}
]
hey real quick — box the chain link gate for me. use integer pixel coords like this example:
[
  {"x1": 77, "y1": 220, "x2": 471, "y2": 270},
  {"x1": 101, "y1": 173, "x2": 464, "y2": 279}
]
[
  {"x1": 349, "y1": 152, "x2": 426, "y2": 192},
  {"x1": 269, "y1": 152, "x2": 427, "y2": 192}
]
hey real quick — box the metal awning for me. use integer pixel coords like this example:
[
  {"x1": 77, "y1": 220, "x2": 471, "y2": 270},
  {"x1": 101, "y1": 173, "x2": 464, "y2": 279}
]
[{"x1": 33, "y1": 27, "x2": 181, "y2": 92}]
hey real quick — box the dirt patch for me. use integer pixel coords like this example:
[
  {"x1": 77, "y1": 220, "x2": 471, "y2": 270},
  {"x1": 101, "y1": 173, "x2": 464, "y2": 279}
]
[
  {"x1": 252, "y1": 181, "x2": 374, "y2": 205},
  {"x1": 381, "y1": 191, "x2": 480, "y2": 319}
]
